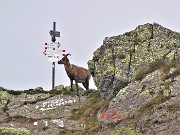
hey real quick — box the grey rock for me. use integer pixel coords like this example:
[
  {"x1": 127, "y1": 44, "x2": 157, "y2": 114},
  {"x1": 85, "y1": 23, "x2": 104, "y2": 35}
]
[{"x1": 88, "y1": 22, "x2": 180, "y2": 99}]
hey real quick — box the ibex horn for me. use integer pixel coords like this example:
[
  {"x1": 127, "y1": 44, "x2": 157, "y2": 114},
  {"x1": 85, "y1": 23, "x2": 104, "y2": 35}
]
[{"x1": 66, "y1": 53, "x2": 71, "y2": 56}]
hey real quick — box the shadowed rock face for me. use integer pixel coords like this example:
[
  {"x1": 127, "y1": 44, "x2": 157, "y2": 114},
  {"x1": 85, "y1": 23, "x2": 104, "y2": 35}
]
[{"x1": 88, "y1": 22, "x2": 180, "y2": 99}]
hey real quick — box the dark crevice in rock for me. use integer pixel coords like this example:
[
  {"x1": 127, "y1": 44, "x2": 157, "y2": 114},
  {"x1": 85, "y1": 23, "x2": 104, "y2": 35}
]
[
  {"x1": 173, "y1": 43, "x2": 179, "y2": 60},
  {"x1": 174, "y1": 49, "x2": 177, "y2": 58},
  {"x1": 162, "y1": 50, "x2": 172, "y2": 61},
  {"x1": 91, "y1": 60, "x2": 96, "y2": 77},
  {"x1": 3, "y1": 99, "x2": 10, "y2": 113},
  {"x1": 21, "y1": 95, "x2": 53, "y2": 106},
  {"x1": 2, "y1": 115, "x2": 53, "y2": 124},
  {"x1": 107, "y1": 42, "x2": 116, "y2": 97},
  {"x1": 127, "y1": 50, "x2": 133, "y2": 77},
  {"x1": 127, "y1": 43, "x2": 135, "y2": 78},
  {"x1": 148, "y1": 24, "x2": 154, "y2": 52},
  {"x1": 151, "y1": 23, "x2": 154, "y2": 39}
]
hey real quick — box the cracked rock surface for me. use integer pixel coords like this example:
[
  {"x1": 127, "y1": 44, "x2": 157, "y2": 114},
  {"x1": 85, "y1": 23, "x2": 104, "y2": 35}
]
[
  {"x1": 88, "y1": 22, "x2": 180, "y2": 99},
  {"x1": 0, "y1": 88, "x2": 87, "y2": 135},
  {"x1": 98, "y1": 68, "x2": 180, "y2": 135},
  {"x1": 89, "y1": 23, "x2": 180, "y2": 135}
]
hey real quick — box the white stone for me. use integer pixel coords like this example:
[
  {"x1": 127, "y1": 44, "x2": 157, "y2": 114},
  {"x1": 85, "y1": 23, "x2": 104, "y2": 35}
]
[
  {"x1": 52, "y1": 119, "x2": 64, "y2": 127},
  {"x1": 44, "y1": 121, "x2": 48, "y2": 126},
  {"x1": 35, "y1": 105, "x2": 39, "y2": 109}
]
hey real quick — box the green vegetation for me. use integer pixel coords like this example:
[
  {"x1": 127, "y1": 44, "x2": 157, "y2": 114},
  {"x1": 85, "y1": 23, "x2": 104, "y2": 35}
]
[
  {"x1": 134, "y1": 90, "x2": 170, "y2": 118},
  {"x1": 0, "y1": 127, "x2": 31, "y2": 135},
  {"x1": 0, "y1": 84, "x2": 85, "y2": 96},
  {"x1": 48, "y1": 85, "x2": 84, "y2": 95},
  {"x1": 160, "y1": 61, "x2": 180, "y2": 81},
  {"x1": 7, "y1": 90, "x2": 24, "y2": 95},
  {"x1": 110, "y1": 126, "x2": 140, "y2": 135},
  {"x1": 132, "y1": 59, "x2": 164, "y2": 81},
  {"x1": 48, "y1": 88, "x2": 76, "y2": 95},
  {"x1": 68, "y1": 90, "x2": 110, "y2": 135},
  {"x1": 166, "y1": 102, "x2": 180, "y2": 112},
  {"x1": 132, "y1": 60, "x2": 180, "y2": 81},
  {"x1": 4, "y1": 115, "x2": 37, "y2": 124},
  {"x1": 119, "y1": 88, "x2": 171, "y2": 133},
  {"x1": 0, "y1": 89, "x2": 24, "y2": 95}
]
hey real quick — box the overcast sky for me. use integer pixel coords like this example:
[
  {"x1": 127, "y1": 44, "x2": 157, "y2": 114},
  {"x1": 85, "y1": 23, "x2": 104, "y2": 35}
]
[{"x1": 0, "y1": 0, "x2": 180, "y2": 90}]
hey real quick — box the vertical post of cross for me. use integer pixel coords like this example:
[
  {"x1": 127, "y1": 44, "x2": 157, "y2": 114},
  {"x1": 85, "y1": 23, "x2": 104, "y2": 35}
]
[{"x1": 52, "y1": 22, "x2": 56, "y2": 90}]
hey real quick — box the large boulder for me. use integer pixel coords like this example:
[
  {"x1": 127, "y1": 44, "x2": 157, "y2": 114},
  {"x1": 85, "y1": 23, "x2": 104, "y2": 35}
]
[
  {"x1": 88, "y1": 23, "x2": 180, "y2": 99},
  {"x1": 98, "y1": 62, "x2": 180, "y2": 134}
]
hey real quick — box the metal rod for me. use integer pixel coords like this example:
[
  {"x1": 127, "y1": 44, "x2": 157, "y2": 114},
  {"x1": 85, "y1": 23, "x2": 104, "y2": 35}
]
[{"x1": 52, "y1": 22, "x2": 56, "y2": 90}]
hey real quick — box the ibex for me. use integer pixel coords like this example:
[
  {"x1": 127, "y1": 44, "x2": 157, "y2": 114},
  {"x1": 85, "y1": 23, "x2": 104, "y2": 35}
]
[{"x1": 58, "y1": 54, "x2": 91, "y2": 95}]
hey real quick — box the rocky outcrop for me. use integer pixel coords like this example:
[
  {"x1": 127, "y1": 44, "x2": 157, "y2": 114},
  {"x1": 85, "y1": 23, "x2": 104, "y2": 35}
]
[
  {"x1": 0, "y1": 23, "x2": 179, "y2": 135},
  {"x1": 0, "y1": 86, "x2": 91, "y2": 135},
  {"x1": 98, "y1": 62, "x2": 180, "y2": 134},
  {"x1": 88, "y1": 23, "x2": 180, "y2": 99},
  {"x1": 88, "y1": 23, "x2": 180, "y2": 135}
]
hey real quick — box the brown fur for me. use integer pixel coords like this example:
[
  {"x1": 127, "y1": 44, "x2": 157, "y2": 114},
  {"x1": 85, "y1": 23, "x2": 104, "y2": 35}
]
[{"x1": 58, "y1": 54, "x2": 91, "y2": 91}]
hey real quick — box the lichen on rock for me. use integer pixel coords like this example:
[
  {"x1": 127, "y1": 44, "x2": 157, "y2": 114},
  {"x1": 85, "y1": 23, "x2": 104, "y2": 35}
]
[{"x1": 88, "y1": 22, "x2": 180, "y2": 99}]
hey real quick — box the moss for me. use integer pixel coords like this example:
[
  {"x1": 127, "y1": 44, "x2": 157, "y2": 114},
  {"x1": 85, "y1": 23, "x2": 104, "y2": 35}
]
[
  {"x1": 0, "y1": 127, "x2": 31, "y2": 135},
  {"x1": 48, "y1": 85, "x2": 79, "y2": 95},
  {"x1": 48, "y1": 89, "x2": 63, "y2": 95},
  {"x1": 0, "y1": 91, "x2": 9, "y2": 106},
  {"x1": 6, "y1": 90, "x2": 24, "y2": 95},
  {"x1": 54, "y1": 85, "x2": 64, "y2": 90},
  {"x1": 163, "y1": 79, "x2": 173, "y2": 90},
  {"x1": 0, "y1": 89, "x2": 24, "y2": 95},
  {"x1": 117, "y1": 87, "x2": 127, "y2": 96},
  {"x1": 110, "y1": 126, "x2": 141, "y2": 135}
]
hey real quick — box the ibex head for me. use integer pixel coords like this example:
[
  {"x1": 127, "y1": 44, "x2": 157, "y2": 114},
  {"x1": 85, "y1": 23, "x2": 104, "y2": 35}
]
[{"x1": 58, "y1": 53, "x2": 71, "y2": 64}]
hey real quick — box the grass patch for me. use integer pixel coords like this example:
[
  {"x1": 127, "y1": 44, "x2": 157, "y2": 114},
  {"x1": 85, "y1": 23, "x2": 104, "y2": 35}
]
[
  {"x1": 48, "y1": 89, "x2": 77, "y2": 95},
  {"x1": 48, "y1": 85, "x2": 84, "y2": 95},
  {"x1": 123, "y1": 89, "x2": 170, "y2": 127},
  {"x1": 3, "y1": 89, "x2": 24, "y2": 95},
  {"x1": 110, "y1": 126, "x2": 141, "y2": 135},
  {"x1": 132, "y1": 59, "x2": 164, "y2": 81},
  {"x1": 4, "y1": 115, "x2": 36, "y2": 124},
  {"x1": 132, "y1": 60, "x2": 180, "y2": 82},
  {"x1": 48, "y1": 89, "x2": 63, "y2": 95},
  {"x1": 70, "y1": 90, "x2": 110, "y2": 135},
  {"x1": 0, "y1": 127, "x2": 31, "y2": 135},
  {"x1": 166, "y1": 102, "x2": 180, "y2": 112},
  {"x1": 58, "y1": 128, "x2": 81, "y2": 135},
  {"x1": 135, "y1": 92, "x2": 169, "y2": 117},
  {"x1": 160, "y1": 61, "x2": 180, "y2": 81}
]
